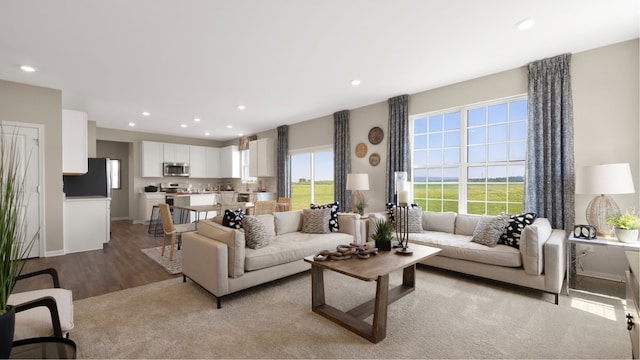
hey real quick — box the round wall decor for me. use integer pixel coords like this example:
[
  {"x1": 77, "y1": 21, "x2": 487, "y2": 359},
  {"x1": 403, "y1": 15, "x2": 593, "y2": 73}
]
[
  {"x1": 355, "y1": 143, "x2": 367, "y2": 158},
  {"x1": 368, "y1": 126, "x2": 384, "y2": 145},
  {"x1": 369, "y1": 153, "x2": 381, "y2": 167}
]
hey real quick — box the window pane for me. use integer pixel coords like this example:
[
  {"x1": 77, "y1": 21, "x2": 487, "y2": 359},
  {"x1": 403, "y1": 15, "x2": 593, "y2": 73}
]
[
  {"x1": 443, "y1": 200, "x2": 458, "y2": 212},
  {"x1": 487, "y1": 166, "x2": 507, "y2": 182},
  {"x1": 413, "y1": 183, "x2": 426, "y2": 199},
  {"x1": 488, "y1": 103, "x2": 507, "y2": 124},
  {"x1": 413, "y1": 150, "x2": 427, "y2": 166},
  {"x1": 509, "y1": 141, "x2": 526, "y2": 161},
  {"x1": 442, "y1": 168, "x2": 459, "y2": 182},
  {"x1": 509, "y1": 100, "x2": 527, "y2": 121},
  {"x1": 428, "y1": 150, "x2": 442, "y2": 165},
  {"x1": 467, "y1": 166, "x2": 485, "y2": 181},
  {"x1": 443, "y1": 130, "x2": 460, "y2": 147},
  {"x1": 429, "y1": 115, "x2": 443, "y2": 132},
  {"x1": 313, "y1": 151, "x2": 334, "y2": 204},
  {"x1": 487, "y1": 184, "x2": 507, "y2": 201},
  {"x1": 467, "y1": 128, "x2": 485, "y2": 145},
  {"x1": 428, "y1": 199, "x2": 443, "y2": 212},
  {"x1": 509, "y1": 121, "x2": 527, "y2": 140},
  {"x1": 468, "y1": 108, "x2": 485, "y2": 126},
  {"x1": 414, "y1": 118, "x2": 427, "y2": 133},
  {"x1": 413, "y1": 168, "x2": 427, "y2": 183},
  {"x1": 467, "y1": 184, "x2": 485, "y2": 201},
  {"x1": 507, "y1": 165, "x2": 525, "y2": 181},
  {"x1": 414, "y1": 134, "x2": 427, "y2": 149},
  {"x1": 444, "y1": 112, "x2": 460, "y2": 130},
  {"x1": 443, "y1": 148, "x2": 459, "y2": 164},
  {"x1": 508, "y1": 184, "x2": 524, "y2": 203},
  {"x1": 428, "y1": 133, "x2": 442, "y2": 149},
  {"x1": 427, "y1": 168, "x2": 442, "y2": 181},
  {"x1": 443, "y1": 183, "x2": 459, "y2": 200},
  {"x1": 488, "y1": 143, "x2": 507, "y2": 162},
  {"x1": 428, "y1": 184, "x2": 442, "y2": 199},
  {"x1": 110, "y1": 159, "x2": 120, "y2": 189},
  {"x1": 290, "y1": 153, "x2": 310, "y2": 210},
  {"x1": 467, "y1": 201, "x2": 485, "y2": 215},
  {"x1": 507, "y1": 203, "x2": 523, "y2": 214},
  {"x1": 488, "y1": 124, "x2": 507, "y2": 142},
  {"x1": 468, "y1": 145, "x2": 485, "y2": 163},
  {"x1": 486, "y1": 203, "x2": 507, "y2": 215}
]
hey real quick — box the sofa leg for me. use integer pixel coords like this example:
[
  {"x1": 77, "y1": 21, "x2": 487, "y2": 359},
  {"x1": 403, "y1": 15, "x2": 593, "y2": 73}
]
[
  {"x1": 554, "y1": 293, "x2": 559, "y2": 305},
  {"x1": 183, "y1": 274, "x2": 187, "y2": 283},
  {"x1": 216, "y1": 297, "x2": 222, "y2": 309}
]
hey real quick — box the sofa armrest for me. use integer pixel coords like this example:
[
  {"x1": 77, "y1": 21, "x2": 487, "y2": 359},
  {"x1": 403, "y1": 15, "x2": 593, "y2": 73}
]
[
  {"x1": 337, "y1": 213, "x2": 362, "y2": 243},
  {"x1": 182, "y1": 232, "x2": 230, "y2": 297},
  {"x1": 543, "y1": 229, "x2": 566, "y2": 294},
  {"x1": 520, "y1": 218, "x2": 552, "y2": 276}
]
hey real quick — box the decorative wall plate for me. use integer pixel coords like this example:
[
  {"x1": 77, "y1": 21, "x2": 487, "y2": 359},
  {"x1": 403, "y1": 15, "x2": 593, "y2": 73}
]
[
  {"x1": 355, "y1": 143, "x2": 367, "y2": 158},
  {"x1": 368, "y1": 126, "x2": 384, "y2": 145},
  {"x1": 369, "y1": 153, "x2": 381, "y2": 166}
]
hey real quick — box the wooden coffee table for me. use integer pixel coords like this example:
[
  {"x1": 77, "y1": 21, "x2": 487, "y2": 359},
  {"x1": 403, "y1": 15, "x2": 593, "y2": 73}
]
[{"x1": 303, "y1": 243, "x2": 441, "y2": 343}]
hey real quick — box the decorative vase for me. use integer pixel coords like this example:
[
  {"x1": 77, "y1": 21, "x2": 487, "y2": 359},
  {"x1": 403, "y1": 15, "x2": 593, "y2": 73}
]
[
  {"x1": 375, "y1": 240, "x2": 391, "y2": 251},
  {"x1": 615, "y1": 228, "x2": 639, "y2": 243},
  {"x1": 0, "y1": 306, "x2": 16, "y2": 358}
]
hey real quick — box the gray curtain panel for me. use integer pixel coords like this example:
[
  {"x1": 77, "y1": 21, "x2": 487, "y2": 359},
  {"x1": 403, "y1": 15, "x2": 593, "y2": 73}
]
[
  {"x1": 524, "y1": 53, "x2": 575, "y2": 231},
  {"x1": 386, "y1": 95, "x2": 410, "y2": 203},
  {"x1": 276, "y1": 125, "x2": 290, "y2": 198},
  {"x1": 333, "y1": 110, "x2": 350, "y2": 211}
]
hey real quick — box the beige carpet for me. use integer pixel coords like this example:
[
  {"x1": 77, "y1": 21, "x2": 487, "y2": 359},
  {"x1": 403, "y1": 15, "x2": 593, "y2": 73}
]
[
  {"x1": 140, "y1": 245, "x2": 182, "y2": 274},
  {"x1": 72, "y1": 267, "x2": 631, "y2": 359}
]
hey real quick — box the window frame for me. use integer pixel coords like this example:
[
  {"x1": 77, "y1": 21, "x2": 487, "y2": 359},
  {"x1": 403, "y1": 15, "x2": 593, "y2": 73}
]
[
  {"x1": 410, "y1": 94, "x2": 528, "y2": 215},
  {"x1": 109, "y1": 158, "x2": 121, "y2": 190},
  {"x1": 289, "y1": 145, "x2": 334, "y2": 210}
]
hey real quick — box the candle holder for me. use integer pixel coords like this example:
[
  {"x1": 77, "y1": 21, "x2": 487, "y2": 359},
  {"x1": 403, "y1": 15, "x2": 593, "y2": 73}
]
[{"x1": 394, "y1": 205, "x2": 413, "y2": 255}]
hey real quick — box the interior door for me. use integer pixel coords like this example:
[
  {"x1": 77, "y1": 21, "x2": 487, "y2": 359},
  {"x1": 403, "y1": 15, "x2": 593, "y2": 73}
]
[{"x1": 1, "y1": 124, "x2": 41, "y2": 258}]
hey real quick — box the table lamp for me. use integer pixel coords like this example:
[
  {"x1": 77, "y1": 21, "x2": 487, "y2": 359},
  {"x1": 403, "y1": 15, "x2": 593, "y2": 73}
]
[
  {"x1": 346, "y1": 173, "x2": 369, "y2": 214},
  {"x1": 575, "y1": 163, "x2": 636, "y2": 237}
]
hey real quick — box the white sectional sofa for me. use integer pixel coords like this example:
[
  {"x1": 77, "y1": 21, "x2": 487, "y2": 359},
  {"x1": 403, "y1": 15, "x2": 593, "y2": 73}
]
[
  {"x1": 181, "y1": 210, "x2": 363, "y2": 308},
  {"x1": 368, "y1": 211, "x2": 566, "y2": 304}
]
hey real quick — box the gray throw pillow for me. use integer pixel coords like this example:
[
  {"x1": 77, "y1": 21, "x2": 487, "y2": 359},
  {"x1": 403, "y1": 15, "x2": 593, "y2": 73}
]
[
  {"x1": 394, "y1": 207, "x2": 423, "y2": 233},
  {"x1": 301, "y1": 208, "x2": 331, "y2": 234},
  {"x1": 472, "y1": 214, "x2": 510, "y2": 247},
  {"x1": 242, "y1": 216, "x2": 271, "y2": 250}
]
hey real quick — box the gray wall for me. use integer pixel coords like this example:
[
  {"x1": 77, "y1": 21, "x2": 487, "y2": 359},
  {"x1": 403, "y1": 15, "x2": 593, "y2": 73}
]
[
  {"x1": 97, "y1": 140, "x2": 130, "y2": 220},
  {"x1": 0, "y1": 79, "x2": 64, "y2": 255}
]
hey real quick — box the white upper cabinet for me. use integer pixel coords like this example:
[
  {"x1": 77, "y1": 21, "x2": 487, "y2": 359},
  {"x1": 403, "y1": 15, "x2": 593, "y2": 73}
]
[
  {"x1": 163, "y1": 143, "x2": 189, "y2": 163},
  {"x1": 190, "y1": 145, "x2": 220, "y2": 178},
  {"x1": 249, "y1": 138, "x2": 275, "y2": 177},
  {"x1": 206, "y1": 147, "x2": 221, "y2": 178},
  {"x1": 140, "y1": 141, "x2": 164, "y2": 178},
  {"x1": 62, "y1": 109, "x2": 88, "y2": 174},
  {"x1": 219, "y1": 145, "x2": 240, "y2": 178}
]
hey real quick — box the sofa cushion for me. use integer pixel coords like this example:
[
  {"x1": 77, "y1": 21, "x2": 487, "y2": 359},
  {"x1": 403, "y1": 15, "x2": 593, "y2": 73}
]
[
  {"x1": 472, "y1": 215, "x2": 510, "y2": 247},
  {"x1": 455, "y1": 213, "x2": 482, "y2": 236},
  {"x1": 423, "y1": 211, "x2": 457, "y2": 233},
  {"x1": 310, "y1": 202, "x2": 340, "y2": 232},
  {"x1": 386, "y1": 202, "x2": 419, "y2": 225},
  {"x1": 408, "y1": 231, "x2": 521, "y2": 267},
  {"x1": 197, "y1": 220, "x2": 245, "y2": 277},
  {"x1": 242, "y1": 216, "x2": 272, "y2": 250},
  {"x1": 394, "y1": 207, "x2": 423, "y2": 233},
  {"x1": 244, "y1": 232, "x2": 353, "y2": 271},
  {"x1": 499, "y1": 212, "x2": 537, "y2": 249},
  {"x1": 520, "y1": 217, "x2": 552, "y2": 275},
  {"x1": 255, "y1": 214, "x2": 276, "y2": 236},
  {"x1": 274, "y1": 210, "x2": 302, "y2": 235},
  {"x1": 301, "y1": 208, "x2": 331, "y2": 234},
  {"x1": 223, "y1": 209, "x2": 244, "y2": 229}
]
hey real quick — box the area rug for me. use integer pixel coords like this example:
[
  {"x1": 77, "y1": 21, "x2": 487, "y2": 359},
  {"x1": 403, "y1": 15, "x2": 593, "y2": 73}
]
[
  {"x1": 71, "y1": 267, "x2": 630, "y2": 359},
  {"x1": 140, "y1": 245, "x2": 181, "y2": 274}
]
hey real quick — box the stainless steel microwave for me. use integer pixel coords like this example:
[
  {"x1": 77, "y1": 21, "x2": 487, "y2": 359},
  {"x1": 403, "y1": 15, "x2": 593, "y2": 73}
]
[{"x1": 163, "y1": 162, "x2": 190, "y2": 177}]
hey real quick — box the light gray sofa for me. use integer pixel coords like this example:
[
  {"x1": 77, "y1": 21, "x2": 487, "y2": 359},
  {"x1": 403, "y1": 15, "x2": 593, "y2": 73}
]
[
  {"x1": 368, "y1": 211, "x2": 566, "y2": 304},
  {"x1": 181, "y1": 210, "x2": 363, "y2": 308}
]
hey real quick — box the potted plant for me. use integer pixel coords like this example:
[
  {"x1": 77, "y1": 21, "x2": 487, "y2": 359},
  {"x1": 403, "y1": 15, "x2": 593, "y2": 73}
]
[
  {"x1": 371, "y1": 218, "x2": 393, "y2": 251},
  {"x1": 0, "y1": 130, "x2": 33, "y2": 357},
  {"x1": 354, "y1": 197, "x2": 368, "y2": 216},
  {"x1": 607, "y1": 209, "x2": 640, "y2": 243}
]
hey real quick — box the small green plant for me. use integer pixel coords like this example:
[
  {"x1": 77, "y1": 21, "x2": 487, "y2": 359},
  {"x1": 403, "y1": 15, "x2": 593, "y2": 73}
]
[
  {"x1": 607, "y1": 209, "x2": 640, "y2": 230},
  {"x1": 371, "y1": 219, "x2": 393, "y2": 242},
  {"x1": 355, "y1": 197, "x2": 367, "y2": 215}
]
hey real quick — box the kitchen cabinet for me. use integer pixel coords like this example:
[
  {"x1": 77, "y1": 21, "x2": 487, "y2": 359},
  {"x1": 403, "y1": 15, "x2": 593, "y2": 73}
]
[
  {"x1": 173, "y1": 193, "x2": 218, "y2": 222},
  {"x1": 64, "y1": 197, "x2": 110, "y2": 253},
  {"x1": 140, "y1": 192, "x2": 166, "y2": 223},
  {"x1": 163, "y1": 143, "x2": 189, "y2": 164},
  {"x1": 249, "y1": 138, "x2": 275, "y2": 177},
  {"x1": 219, "y1": 145, "x2": 240, "y2": 178},
  {"x1": 62, "y1": 109, "x2": 88, "y2": 174},
  {"x1": 141, "y1": 141, "x2": 164, "y2": 177},
  {"x1": 190, "y1": 146, "x2": 220, "y2": 178}
]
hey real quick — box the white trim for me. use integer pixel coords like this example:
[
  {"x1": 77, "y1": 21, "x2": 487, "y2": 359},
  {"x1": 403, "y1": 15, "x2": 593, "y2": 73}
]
[
  {"x1": 45, "y1": 250, "x2": 65, "y2": 257},
  {"x1": 288, "y1": 144, "x2": 332, "y2": 155}
]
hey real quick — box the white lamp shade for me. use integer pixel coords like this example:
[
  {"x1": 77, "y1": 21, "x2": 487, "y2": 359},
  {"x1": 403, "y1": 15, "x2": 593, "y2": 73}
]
[
  {"x1": 575, "y1": 163, "x2": 635, "y2": 195},
  {"x1": 346, "y1": 173, "x2": 370, "y2": 191}
]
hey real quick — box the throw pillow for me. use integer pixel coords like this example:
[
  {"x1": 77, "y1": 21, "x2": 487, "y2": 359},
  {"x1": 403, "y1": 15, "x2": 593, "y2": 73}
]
[
  {"x1": 242, "y1": 216, "x2": 271, "y2": 250},
  {"x1": 472, "y1": 215, "x2": 510, "y2": 247},
  {"x1": 393, "y1": 206, "x2": 423, "y2": 233},
  {"x1": 223, "y1": 209, "x2": 244, "y2": 229},
  {"x1": 499, "y1": 212, "x2": 537, "y2": 249},
  {"x1": 386, "y1": 202, "x2": 419, "y2": 225},
  {"x1": 310, "y1": 201, "x2": 340, "y2": 232},
  {"x1": 301, "y1": 208, "x2": 331, "y2": 234}
]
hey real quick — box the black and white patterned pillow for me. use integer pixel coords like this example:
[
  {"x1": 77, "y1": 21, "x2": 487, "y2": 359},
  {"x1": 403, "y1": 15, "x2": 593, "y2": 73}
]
[
  {"x1": 223, "y1": 209, "x2": 245, "y2": 229},
  {"x1": 386, "y1": 202, "x2": 419, "y2": 225},
  {"x1": 498, "y1": 212, "x2": 537, "y2": 249},
  {"x1": 310, "y1": 201, "x2": 340, "y2": 232}
]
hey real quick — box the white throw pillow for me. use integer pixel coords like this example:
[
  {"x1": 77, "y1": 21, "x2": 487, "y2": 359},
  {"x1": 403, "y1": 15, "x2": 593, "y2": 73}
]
[{"x1": 274, "y1": 210, "x2": 303, "y2": 235}]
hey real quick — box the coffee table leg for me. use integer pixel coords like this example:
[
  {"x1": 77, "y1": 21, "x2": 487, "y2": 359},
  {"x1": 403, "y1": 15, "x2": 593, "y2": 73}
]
[
  {"x1": 371, "y1": 274, "x2": 389, "y2": 342},
  {"x1": 403, "y1": 263, "x2": 416, "y2": 288},
  {"x1": 311, "y1": 265, "x2": 325, "y2": 307}
]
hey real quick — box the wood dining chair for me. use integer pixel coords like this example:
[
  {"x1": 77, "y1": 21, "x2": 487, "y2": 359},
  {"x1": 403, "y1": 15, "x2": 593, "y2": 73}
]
[
  {"x1": 253, "y1": 200, "x2": 277, "y2": 215},
  {"x1": 277, "y1": 197, "x2": 291, "y2": 212},
  {"x1": 158, "y1": 203, "x2": 196, "y2": 261}
]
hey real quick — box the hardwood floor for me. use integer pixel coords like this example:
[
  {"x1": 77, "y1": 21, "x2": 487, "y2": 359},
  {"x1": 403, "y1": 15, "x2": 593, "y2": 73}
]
[{"x1": 12, "y1": 220, "x2": 179, "y2": 300}]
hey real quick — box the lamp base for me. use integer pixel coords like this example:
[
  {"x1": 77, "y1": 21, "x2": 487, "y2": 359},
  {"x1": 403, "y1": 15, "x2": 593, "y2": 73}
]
[
  {"x1": 586, "y1": 194, "x2": 620, "y2": 237},
  {"x1": 351, "y1": 190, "x2": 365, "y2": 214},
  {"x1": 395, "y1": 247, "x2": 413, "y2": 255}
]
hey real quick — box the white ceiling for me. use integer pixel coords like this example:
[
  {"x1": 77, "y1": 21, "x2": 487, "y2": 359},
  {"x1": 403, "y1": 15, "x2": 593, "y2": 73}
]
[{"x1": 0, "y1": 0, "x2": 638, "y2": 141}]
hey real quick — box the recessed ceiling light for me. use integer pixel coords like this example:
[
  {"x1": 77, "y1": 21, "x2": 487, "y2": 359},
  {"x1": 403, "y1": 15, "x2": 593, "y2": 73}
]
[
  {"x1": 237, "y1": 105, "x2": 246, "y2": 110},
  {"x1": 142, "y1": 111, "x2": 150, "y2": 116},
  {"x1": 205, "y1": 132, "x2": 210, "y2": 136},
  {"x1": 128, "y1": 122, "x2": 135, "y2": 127},
  {"x1": 351, "y1": 79, "x2": 361, "y2": 86},
  {"x1": 239, "y1": 133, "x2": 244, "y2": 136},
  {"x1": 20, "y1": 65, "x2": 36, "y2": 72},
  {"x1": 181, "y1": 124, "x2": 187, "y2": 128},
  {"x1": 193, "y1": 117, "x2": 200, "y2": 122},
  {"x1": 227, "y1": 125, "x2": 233, "y2": 129},
  {"x1": 516, "y1": 18, "x2": 535, "y2": 30}
]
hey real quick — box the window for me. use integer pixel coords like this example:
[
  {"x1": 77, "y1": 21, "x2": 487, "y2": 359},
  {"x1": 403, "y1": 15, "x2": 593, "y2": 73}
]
[
  {"x1": 411, "y1": 96, "x2": 527, "y2": 215},
  {"x1": 289, "y1": 148, "x2": 334, "y2": 211},
  {"x1": 240, "y1": 149, "x2": 256, "y2": 183},
  {"x1": 109, "y1": 159, "x2": 121, "y2": 190}
]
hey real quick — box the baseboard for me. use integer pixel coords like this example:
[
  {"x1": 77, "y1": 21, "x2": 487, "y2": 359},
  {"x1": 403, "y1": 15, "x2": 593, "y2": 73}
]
[
  {"x1": 45, "y1": 250, "x2": 65, "y2": 257},
  {"x1": 112, "y1": 216, "x2": 130, "y2": 221}
]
